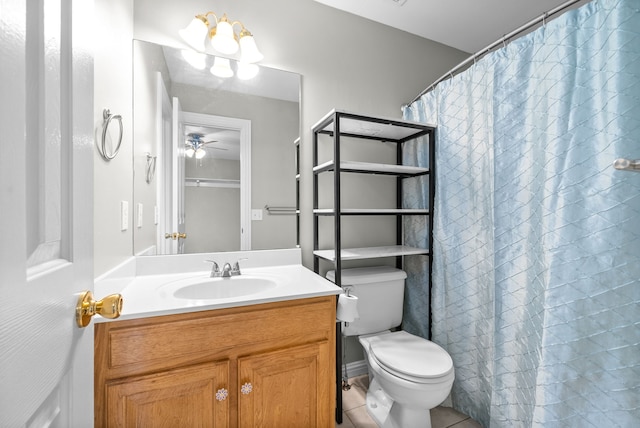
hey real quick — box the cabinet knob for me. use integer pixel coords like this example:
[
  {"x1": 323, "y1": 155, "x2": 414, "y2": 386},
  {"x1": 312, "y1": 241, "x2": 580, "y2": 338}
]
[
  {"x1": 215, "y1": 388, "x2": 228, "y2": 401},
  {"x1": 241, "y1": 382, "x2": 253, "y2": 395}
]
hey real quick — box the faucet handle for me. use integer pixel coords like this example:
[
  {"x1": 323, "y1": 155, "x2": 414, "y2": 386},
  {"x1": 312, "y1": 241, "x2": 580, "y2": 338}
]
[
  {"x1": 205, "y1": 260, "x2": 220, "y2": 277},
  {"x1": 233, "y1": 258, "x2": 248, "y2": 274}
]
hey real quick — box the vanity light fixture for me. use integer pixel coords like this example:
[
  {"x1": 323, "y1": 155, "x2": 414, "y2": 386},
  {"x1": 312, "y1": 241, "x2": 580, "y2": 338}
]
[
  {"x1": 210, "y1": 57, "x2": 234, "y2": 78},
  {"x1": 181, "y1": 49, "x2": 207, "y2": 70},
  {"x1": 179, "y1": 12, "x2": 263, "y2": 64},
  {"x1": 237, "y1": 62, "x2": 259, "y2": 80}
]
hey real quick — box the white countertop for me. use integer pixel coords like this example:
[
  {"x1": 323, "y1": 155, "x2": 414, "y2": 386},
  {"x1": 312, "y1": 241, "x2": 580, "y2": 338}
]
[{"x1": 94, "y1": 249, "x2": 342, "y2": 322}]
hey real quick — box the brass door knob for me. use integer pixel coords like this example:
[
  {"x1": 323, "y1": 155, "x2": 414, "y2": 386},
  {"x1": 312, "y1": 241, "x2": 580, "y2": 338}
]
[
  {"x1": 76, "y1": 291, "x2": 123, "y2": 328},
  {"x1": 164, "y1": 232, "x2": 187, "y2": 240}
]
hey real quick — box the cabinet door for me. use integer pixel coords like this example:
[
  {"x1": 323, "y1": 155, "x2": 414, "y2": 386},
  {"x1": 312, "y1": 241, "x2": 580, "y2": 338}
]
[
  {"x1": 105, "y1": 361, "x2": 230, "y2": 428},
  {"x1": 238, "y1": 341, "x2": 333, "y2": 428}
]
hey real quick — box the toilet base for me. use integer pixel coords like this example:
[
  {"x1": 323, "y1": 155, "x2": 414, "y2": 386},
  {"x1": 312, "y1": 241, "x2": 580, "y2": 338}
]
[
  {"x1": 365, "y1": 378, "x2": 392, "y2": 426},
  {"x1": 365, "y1": 377, "x2": 433, "y2": 428}
]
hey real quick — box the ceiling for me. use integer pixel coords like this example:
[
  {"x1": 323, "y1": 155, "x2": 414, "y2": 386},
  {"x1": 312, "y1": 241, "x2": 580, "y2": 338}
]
[{"x1": 313, "y1": 0, "x2": 586, "y2": 53}]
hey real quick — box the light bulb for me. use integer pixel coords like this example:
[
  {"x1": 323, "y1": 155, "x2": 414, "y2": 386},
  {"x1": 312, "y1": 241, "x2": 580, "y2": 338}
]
[
  {"x1": 239, "y1": 33, "x2": 263, "y2": 63},
  {"x1": 195, "y1": 148, "x2": 206, "y2": 159},
  {"x1": 211, "y1": 19, "x2": 239, "y2": 54},
  {"x1": 185, "y1": 146, "x2": 195, "y2": 158},
  {"x1": 181, "y1": 49, "x2": 207, "y2": 70},
  {"x1": 210, "y1": 57, "x2": 234, "y2": 78},
  {"x1": 237, "y1": 62, "x2": 259, "y2": 80},
  {"x1": 179, "y1": 17, "x2": 208, "y2": 51}
]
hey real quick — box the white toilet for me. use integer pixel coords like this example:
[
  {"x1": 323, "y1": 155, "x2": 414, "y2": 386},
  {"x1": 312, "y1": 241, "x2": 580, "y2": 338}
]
[{"x1": 329, "y1": 266, "x2": 455, "y2": 428}]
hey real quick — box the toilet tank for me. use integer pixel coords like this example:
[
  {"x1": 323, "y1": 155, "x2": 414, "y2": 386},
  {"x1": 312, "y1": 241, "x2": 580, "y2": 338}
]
[{"x1": 327, "y1": 266, "x2": 407, "y2": 337}]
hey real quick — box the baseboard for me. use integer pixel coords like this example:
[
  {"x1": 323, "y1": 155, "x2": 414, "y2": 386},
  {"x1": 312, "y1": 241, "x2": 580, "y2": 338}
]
[{"x1": 341, "y1": 359, "x2": 368, "y2": 379}]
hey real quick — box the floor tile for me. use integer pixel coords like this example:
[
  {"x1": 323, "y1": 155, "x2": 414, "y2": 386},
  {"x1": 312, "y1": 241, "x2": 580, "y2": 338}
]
[
  {"x1": 336, "y1": 411, "x2": 355, "y2": 427},
  {"x1": 341, "y1": 383, "x2": 367, "y2": 411},
  {"x1": 431, "y1": 406, "x2": 469, "y2": 427},
  {"x1": 345, "y1": 405, "x2": 378, "y2": 428},
  {"x1": 450, "y1": 418, "x2": 483, "y2": 428},
  {"x1": 350, "y1": 374, "x2": 369, "y2": 390}
]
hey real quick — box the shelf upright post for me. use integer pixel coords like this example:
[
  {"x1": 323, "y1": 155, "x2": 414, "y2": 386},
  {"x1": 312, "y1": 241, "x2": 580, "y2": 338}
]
[
  {"x1": 313, "y1": 129, "x2": 320, "y2": 273},
  {"x1": 333, "y1": 111, "x2": 344, "y2": 424},
  {"x1": 295, "y1": 138, "x2": 301, "y2": 248},
  {"x1": 427, "y1": 128, "x2": 436, "y2": 340},
  {"x1": 396, "y1": 139, "x2": 404, "y2": 270}
]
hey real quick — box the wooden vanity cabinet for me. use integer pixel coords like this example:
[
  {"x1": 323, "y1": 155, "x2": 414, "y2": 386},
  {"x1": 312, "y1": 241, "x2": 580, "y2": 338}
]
[{"x1": 95, "y1": 296, "x2": 336, "y2": 428}]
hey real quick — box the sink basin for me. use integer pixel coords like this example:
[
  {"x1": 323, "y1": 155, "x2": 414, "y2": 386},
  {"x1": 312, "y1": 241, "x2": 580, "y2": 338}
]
[{"x1": 168, "y1": 276, "x2": 278, "y2": 300}]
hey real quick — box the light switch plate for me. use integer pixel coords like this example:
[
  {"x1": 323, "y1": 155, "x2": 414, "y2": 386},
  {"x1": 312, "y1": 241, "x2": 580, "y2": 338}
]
[
  {"x1": 251, "y1": 209, "x2": 263, "y2": 221},
  {"x1": 120, "y1": 201, "x2": 129, "y2": 231},
  {"x1": 137, "y1": 203, "x2": 143, "y2": 228}
]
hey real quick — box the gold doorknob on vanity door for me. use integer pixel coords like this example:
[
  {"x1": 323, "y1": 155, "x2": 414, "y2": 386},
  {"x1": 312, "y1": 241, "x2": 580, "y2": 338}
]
[
  {"x1": 76, "y1": 291, "x2": 123, "y2": 328},
  {"x1": 164, "y1": 232, "x2": 187, "y2": 240}
]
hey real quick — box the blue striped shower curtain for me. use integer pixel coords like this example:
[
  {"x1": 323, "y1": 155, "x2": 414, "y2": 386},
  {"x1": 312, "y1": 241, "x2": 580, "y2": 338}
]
[{"x1": 402, "y1": 0, "x2": 640, "y2": 426}]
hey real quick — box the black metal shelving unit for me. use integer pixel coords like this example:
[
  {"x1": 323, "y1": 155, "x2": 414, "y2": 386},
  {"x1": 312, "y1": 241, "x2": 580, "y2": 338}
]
[
  {"x1": 294, "y1": 137, "x2": 301, "y2": 247},
  {"x1": 311, "y1": 109, "x2": 436, "y2": 424}
]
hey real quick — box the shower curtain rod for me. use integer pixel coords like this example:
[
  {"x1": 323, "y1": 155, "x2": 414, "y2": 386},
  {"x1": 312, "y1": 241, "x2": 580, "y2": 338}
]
[{"x1": 405, "y1": 0, "x2": 586, "y2": 107}]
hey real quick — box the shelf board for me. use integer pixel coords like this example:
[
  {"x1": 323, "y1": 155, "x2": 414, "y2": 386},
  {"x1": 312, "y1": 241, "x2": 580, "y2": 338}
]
[
  {"x1": 311, "y1": 109, "x2": 435, "y2": 141},
  {"x1": 185, "y1": 177, "x2": 240, "y2": 188},
  {"x1": 314, "y1": 245, "x2": 429, "y2": 261},
  {"x1": 313, "y1": 160, "x2": 428, "y2": 177},
  {"x1": 314, "y1": 208, "x2": 429, "y2": 215}
]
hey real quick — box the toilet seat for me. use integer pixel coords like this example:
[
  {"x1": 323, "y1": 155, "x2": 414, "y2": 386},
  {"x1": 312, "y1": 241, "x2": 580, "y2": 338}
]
[{"x1": 368, "y1": 331, "x2": 454, "y2": 383}]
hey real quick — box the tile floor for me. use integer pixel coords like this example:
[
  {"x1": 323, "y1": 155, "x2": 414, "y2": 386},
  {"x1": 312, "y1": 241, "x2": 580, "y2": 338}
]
[{"x1": 336, "y1": 375, "x2": 481, "y2": 428}]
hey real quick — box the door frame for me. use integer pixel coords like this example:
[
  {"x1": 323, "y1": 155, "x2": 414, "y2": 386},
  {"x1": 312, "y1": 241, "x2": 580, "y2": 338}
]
[{"x1": 182, "y1": 111, "x2": 252, "y2": 250}]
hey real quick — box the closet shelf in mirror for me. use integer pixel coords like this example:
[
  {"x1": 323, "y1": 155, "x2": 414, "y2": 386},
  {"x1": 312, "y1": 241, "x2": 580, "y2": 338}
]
[
  {"x1": 185, "y1": 177, "x2": 240, "y2": 188},
  {"x1": 313, "y1": 208, "x2": 429, "y2": 215},
  {"x1": 313, "y1": 160, "x2": 428, "y2": 177},
  {"x1": 314, "y1": 245, "x2": 429, "y2": 262}
]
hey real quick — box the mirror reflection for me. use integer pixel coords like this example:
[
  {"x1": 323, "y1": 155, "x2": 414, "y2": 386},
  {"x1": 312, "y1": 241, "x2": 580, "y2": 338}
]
[{"x1": 133, "y1": 40, "x2": 300, "y2": 256}]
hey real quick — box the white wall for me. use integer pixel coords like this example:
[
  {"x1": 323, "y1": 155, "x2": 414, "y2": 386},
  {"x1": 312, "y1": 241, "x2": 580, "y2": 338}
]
[
  {"x1": 94, "y1": 0, "x2": 134, "y2": 277},
  {"x1": 131, "y1": 41, "x2": 172, "y2": 256},
  {"x1": 132, "y1": 0, "x2": 469, "y2": 268}
]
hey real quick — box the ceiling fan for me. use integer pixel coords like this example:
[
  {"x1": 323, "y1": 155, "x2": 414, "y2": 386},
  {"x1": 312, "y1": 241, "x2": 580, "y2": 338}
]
[{"x1": 185, "y1": 132, "x2": 227, "y2": 159}]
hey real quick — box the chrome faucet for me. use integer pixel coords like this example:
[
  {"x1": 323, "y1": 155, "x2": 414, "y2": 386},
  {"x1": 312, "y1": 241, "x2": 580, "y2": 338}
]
[
  {"x1": 206, "y1": 260, "x2": 221, "y2": 277},
  {"x1": 207, "y1": 259, "x2": 244, "y2": 278}
]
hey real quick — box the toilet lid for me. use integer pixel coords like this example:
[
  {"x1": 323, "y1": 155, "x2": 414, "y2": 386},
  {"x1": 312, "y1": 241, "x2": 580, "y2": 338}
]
[{"x1": 369, "y1": 331, "x2": 453, "y2": 381}]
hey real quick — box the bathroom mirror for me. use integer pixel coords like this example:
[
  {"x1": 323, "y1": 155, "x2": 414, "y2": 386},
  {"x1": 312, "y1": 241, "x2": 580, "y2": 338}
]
[{"x1": 133, "y1": 40, "x2": 300, "y2": 256}]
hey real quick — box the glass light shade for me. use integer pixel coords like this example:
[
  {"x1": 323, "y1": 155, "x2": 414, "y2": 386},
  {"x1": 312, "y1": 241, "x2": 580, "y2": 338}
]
[
  {"x1": 239, "y1": 34, "x2": 263, "y2": 63},
  {"x1": 210, "y1": 57, "x2": 234, "y2": 78},
  {"x1": 195, "y1": 148, "x2": 206, "y2": 159},
  {"x1": 237, "y1": 62, "x2": 259, "y2": 80},
  {"x1": 185, "y1": 146, "x2": 195, "y2": 158},
  {"x1": 179, "y1": 17, "x2": 208, "y2": 51},
  {"x1": 181, "y1": 49, "x2": 206, "y2": 70},
  {"x1": 211, "y1": 20, "x2": 239, "y2": 54}
]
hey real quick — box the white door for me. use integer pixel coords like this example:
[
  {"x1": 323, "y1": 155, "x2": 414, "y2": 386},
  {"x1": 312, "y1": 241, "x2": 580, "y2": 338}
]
[
  {"x1": 172, "y1": 97, "x2": 186, "y2": 254},
  {"x1": 0, "y1": 0, "x2": 94, "y2": 426}
]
